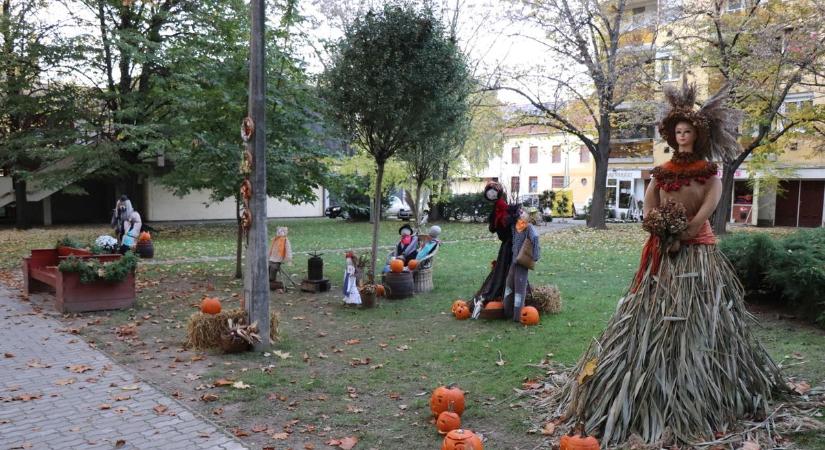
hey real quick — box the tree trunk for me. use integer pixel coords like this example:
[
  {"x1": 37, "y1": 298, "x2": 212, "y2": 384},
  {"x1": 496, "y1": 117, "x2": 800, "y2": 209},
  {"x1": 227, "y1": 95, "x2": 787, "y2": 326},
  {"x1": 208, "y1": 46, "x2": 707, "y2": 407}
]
[
  {"x1": 712, "y1": 163, "x2": 735, "y2": 235},
  {"x1": 369, "y1": 160, "x2": 386, "y2": 285},
  {"x1": 13, "y1": 176, "x2": 29, "y2": 230},
  {"x1": 588, "y1": 149, "x2": 609, "y2": 229},
  {"x1": 235, "y1": 196, "x2": 243, "y2": 279},
  {"x1": 413, "y1": 181, "x2": 424, "y2": 231}
]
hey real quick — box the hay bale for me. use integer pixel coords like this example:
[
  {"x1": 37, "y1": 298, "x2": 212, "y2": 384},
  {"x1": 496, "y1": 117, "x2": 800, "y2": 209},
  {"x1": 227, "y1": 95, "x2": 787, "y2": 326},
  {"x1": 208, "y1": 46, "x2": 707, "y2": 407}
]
[
  {"x1": 528, "y1": 285, "x2": 562, "y2": 314},
  {"x1": 186, "y1": 309, "x2": 280, "y2": 349}
]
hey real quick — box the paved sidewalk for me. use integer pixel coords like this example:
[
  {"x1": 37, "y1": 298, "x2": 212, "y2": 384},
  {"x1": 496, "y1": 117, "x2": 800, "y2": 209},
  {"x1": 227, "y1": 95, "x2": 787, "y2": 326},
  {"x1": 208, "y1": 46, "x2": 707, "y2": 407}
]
[{"x1": 0, "y1": 286, "x2": 247, "y2": 450}]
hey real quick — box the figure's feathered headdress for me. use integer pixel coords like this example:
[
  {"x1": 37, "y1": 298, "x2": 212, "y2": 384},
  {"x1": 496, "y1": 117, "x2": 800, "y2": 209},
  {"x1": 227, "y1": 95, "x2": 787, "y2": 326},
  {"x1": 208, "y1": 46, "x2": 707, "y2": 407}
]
[{"x1": 658, "y1": 77, "x2": 743, "y2": 161}]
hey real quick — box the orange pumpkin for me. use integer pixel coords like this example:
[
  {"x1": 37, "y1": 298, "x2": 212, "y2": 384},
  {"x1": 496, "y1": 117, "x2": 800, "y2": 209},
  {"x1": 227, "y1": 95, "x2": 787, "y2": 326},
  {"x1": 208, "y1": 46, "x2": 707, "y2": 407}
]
[
  {"x1": 451, "y1": 300, "x2": 468, "y2": 314},
  {"x1": 520, "y1": 306, "x2": 540, "y2": 326},
  {"x1": 407, "y1": 259, "x2": 419, "y2": 270},
  {"x1": 390, "y1": 259, "x2": 404, "y2": 273},
  {"x1": 430, "y1": 385, "x2": 465, "y2": 417},
  {"x1": 374, "y1": 285, "x2": 385, "y2": 297},
  {"x1": 453, "y1": 304, "x2": 471, "y2": 320},
  {"x1": 200, "y1": 297, "x2": 222, "y2": 315},
  {"x1": 437, "y1": 407, "x2": 461, "y2": 435},
  {"x1": 138, "y1": 231, "x2": 152, "y2": 242},
  {"x1": 442, "y1": 429, "x2": 483, "y2": 450},
  {"x1": 479, "y1": 301, "x2": 505, "y2": 320},
  {"x1": 559, "y1": 432, "x2": 599, "y2": 450}
]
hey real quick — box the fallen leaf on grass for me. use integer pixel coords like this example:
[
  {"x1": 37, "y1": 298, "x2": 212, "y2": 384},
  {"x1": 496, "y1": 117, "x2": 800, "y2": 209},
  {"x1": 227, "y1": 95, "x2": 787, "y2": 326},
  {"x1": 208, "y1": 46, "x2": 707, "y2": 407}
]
[
  {"x1": 200, "y1": 393, "x2": 219, "y2": 402},
  {"x1": 350, "y1": 358, "x2": 371, "y2": 367},
  {"x1": 495, "y1": 350, "x2": 506, "y2": 366},
  {"x1": 787, "y1": 380, "x2": 811, "y2": 395},
  {"x1": 346, "y1": 404, "x2": 363, "y2": 413},
  {"x1": 327, "y1": 436, "x2": 359, "y2": 449},
  {"x1": 271, "y1": 432, "x2": 289, "y2": 440},
  {"x1": 232, "y1": 381, "x2": 251, "y2": 389},
  {"x1": 318, "y1": 352, "x2": 328, "y2": 359},
  {"x1": 396, "y1": 345, "x2": 410, "y2": 352},
  {"x1": 345, "y1": 339, "x2": 360, "y2": 345},
  {"x1": 272, "y1": 350, "x2": 291, "y2": 359},
  {"x1": 213, "y1": 378, "x2": 235, "y2": 387},
  {"x1": 251, "y1": 424, "x2": 269, "y2": 433},
  {"x1": 27, "y1": 359, "x2": 51, "y2": 368}
]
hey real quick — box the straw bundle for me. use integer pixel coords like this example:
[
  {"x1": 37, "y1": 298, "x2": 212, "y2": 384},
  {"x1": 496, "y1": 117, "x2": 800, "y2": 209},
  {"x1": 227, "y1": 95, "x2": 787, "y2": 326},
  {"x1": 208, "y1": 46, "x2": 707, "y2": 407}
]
[
  {"x1": 527, "y1": 285, "x2": 562, "y2": 314},
  {"x1": 186, "y1": 309, "x2": 280, "y2": 349},
  {"x1": 544, "y1": 244, "x2": 782, "y2": 446}
]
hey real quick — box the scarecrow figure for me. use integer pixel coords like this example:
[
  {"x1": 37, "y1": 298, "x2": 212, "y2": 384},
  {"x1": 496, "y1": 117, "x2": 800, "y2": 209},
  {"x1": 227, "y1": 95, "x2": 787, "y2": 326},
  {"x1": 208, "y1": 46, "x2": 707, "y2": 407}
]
[
  {"x1": 385, "y1": 224, "x2": 418, "y2": 271},
  {"x1": 470, "y1": 181, "x2": 519, "y2": 318},
  {"x1": 342, "y1": 251, "x2": 361, "y2": 306},
  {"x1": 549, "y1": 79, "x2": 782, "y2": 446},
  {"x1": 268, "y1": 227, "x2": 293, "y2": 289},
  {"x1": 503, "y1": 209, "x2": 540, "y2": 321}
]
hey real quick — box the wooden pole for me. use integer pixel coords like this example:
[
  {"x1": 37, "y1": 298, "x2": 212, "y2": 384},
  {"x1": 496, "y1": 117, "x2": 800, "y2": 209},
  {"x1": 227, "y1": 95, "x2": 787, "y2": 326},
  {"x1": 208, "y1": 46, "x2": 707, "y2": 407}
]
[{"x1": 245, "y1": 0, "x2": 269, "y2": 350}]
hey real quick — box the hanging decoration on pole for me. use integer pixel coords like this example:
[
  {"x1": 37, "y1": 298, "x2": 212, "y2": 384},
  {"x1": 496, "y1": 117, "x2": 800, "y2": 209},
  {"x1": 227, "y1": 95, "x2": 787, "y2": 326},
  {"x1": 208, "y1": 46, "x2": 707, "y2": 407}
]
[{"x1": 239, "y1": 117, "x2": 255, "y2": 242}]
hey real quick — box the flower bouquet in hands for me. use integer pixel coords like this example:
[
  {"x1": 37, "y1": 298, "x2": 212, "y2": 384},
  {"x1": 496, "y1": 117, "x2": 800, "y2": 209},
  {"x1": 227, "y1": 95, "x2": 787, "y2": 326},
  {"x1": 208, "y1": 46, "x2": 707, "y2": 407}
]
[{"x1": 642, "y1": 199, "x2": 688, "y2": 253}]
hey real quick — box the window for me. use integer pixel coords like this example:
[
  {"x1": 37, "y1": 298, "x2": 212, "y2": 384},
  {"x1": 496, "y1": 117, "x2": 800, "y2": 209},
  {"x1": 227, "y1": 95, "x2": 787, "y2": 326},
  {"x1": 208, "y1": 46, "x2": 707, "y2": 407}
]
[
  {"x1": 778, "y1": 93, "x2": 814, "y2": 132},
  {"x1": 529, "y1": 146, "x2": 538, "y2": 164},
  {"x1": 660, "y1": 54, "x2": 682, "y2": 81},
  {"x1": 529, "y1": 176, "x2": 538, "y2": 193},
  {"x1": 511, "y1": 147, "x2": 520, "y2": 164},
  {"x1": 552, "y1": 145, "x2": 561, "y2": 163},
  {"x1": 631, "y1": 6, "x2": 647, "y2": 27},
  {"x1": 619, "y1": 180, "x2": 633, "y2": 208},
  {"x1": 579, "y1": 145, "x2": 590, "y2": 163},
  {"x1": 511, "y1": 176, "x2": 520, "y2": 194},
  {"x1": 726, "y1": 0, "x2": 744, "y2": 12},
  {"x1": 552, "y1": 176, "x2": 565, "y2": 189},
  {"x1": 606, "y1": 178, "x2": 618, "y2": 208}
]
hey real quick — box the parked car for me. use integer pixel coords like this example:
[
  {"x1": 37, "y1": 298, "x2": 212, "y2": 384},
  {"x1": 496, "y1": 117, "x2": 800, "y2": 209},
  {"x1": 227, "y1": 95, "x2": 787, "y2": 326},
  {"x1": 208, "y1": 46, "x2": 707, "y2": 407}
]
[{"x1": 386, "y1": 196, "x2": 411, "y2": 220}]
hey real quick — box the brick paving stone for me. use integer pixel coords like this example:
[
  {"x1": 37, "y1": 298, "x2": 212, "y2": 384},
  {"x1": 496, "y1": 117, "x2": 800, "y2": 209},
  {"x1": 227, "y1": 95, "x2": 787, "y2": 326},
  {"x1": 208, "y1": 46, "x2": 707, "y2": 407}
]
[{"x1": 0, "y1": 285, "x2": 248, "y2": 450}]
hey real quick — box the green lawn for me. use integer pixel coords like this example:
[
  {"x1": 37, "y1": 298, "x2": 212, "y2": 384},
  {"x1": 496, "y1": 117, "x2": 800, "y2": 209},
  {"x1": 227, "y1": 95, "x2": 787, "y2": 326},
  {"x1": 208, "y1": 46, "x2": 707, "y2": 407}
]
[{"x1": 4, "y1": 219, "x2": 824, "y2": 449}]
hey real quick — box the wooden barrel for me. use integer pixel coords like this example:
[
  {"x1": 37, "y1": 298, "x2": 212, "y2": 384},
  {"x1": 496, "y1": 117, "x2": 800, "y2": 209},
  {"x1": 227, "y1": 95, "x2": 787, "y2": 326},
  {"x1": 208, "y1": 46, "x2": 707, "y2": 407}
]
[
  {"x1": 136, "y1": 240, "x2": 154, "y2": 259},
  {"x1": 383, "y1": 271, "x2": 414, "y2": 299}
]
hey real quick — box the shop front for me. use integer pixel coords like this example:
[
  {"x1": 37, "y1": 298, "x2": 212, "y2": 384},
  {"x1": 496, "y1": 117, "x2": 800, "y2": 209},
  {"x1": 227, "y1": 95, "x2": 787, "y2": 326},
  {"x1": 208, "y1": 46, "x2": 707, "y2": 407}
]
[{"x1": 605, "y1": 169, "x2": 645, "y2": 219}]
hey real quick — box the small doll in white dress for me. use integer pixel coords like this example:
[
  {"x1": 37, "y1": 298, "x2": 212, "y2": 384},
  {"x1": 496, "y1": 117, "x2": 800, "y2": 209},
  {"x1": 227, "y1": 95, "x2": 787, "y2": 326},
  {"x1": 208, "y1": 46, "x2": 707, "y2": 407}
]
[{"x1": 342, "y1": 251, "x2": 361, "y2": 306}]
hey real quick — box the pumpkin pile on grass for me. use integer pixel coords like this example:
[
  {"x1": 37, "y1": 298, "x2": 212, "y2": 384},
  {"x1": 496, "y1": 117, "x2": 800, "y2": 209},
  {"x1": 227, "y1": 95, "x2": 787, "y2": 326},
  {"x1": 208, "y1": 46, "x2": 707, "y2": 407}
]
[
  {"x1": 527, "y1": 284, "x2": 562, "y2": 314},
  {"x1": 451, "y1": 300, "x2": 470, "y2": 320},
  {"x1": 430, "y1": 385, "x2": 483, "y2": 448},
  {"x1": 186, "y1": 308, "x2": 279, "y2": 349}
]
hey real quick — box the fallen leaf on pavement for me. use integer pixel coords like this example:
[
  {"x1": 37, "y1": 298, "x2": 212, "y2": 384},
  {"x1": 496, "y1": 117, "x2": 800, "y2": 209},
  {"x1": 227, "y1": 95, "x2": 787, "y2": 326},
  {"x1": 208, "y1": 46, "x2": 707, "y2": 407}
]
[
  {"x1": 115, "y1": 439, "x2": 126, "y2": 448},
  {"x1": 153, "y1": 404, "x2": 168, "y2": 415},
  {"x1": 200, "y1": 393, "x2": 219, "y2": 402},
  {"x1": 55, "y1": 378, "x2": 76, "y2": 386},
  {"x1": 67, "y1": 364, "x2": 92, "y2": 373}
]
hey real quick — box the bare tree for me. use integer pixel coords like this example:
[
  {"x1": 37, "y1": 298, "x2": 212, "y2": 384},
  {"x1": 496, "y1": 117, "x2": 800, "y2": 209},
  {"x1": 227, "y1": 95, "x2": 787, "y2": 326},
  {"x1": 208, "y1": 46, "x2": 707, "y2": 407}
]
[{"x1": 497, "y1": 0, "x2": 660, "y2": 228}]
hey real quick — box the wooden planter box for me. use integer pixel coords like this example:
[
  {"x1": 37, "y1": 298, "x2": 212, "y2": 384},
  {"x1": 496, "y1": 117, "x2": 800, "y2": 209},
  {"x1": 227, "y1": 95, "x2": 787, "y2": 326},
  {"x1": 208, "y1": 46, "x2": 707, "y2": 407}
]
[{"x1": 23, "y1": 249, "x2": 136, "y2": 313}]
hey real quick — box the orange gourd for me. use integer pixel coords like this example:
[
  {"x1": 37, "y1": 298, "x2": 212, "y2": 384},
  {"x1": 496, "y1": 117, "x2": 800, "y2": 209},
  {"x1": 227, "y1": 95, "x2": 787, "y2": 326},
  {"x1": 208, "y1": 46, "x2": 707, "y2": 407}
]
[
  {"x1": 200, "y1": 297, "x2": 222, "y2": 315},
  {"x1": 453, "y1": 304, "x2": 470, "y2": 320},
  {"x1": 451, "y1": 300, "x2": 468, "y2": 314},
  {"x1": 520, "y1": 306, "x2": 540, "y2": 326},
  {"x1": 430, "y1": 385, "x2": 465, "y2": 417},
  {"x1": 442, "y1": 429, "x2": 483, "y2": 450},
  {"x1": 138, "y1": 231, "x2": 151, "y2": 242},
  {"x1": 390, "y1": 259, "x2": 404, "y2": 273},
  {"x1": 408, "y1": 259, "x2": 419, "y2": 270},
  {"x1": 436, "y1": 408, "x2": 461, "y2": 435},
  {"x1": 374, "y1": 285, "x2": 385, "y2": 297}
]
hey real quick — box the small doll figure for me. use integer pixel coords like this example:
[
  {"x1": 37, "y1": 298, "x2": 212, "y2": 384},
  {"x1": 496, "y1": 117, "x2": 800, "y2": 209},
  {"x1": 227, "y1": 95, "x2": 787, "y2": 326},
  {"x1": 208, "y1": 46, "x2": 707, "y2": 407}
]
[
  {"x1": 268, "y1": 227, "x2": 293, "y2": 289},
  {"x1": 342, "y1": 251, "x2": 362, "y2": 306}
]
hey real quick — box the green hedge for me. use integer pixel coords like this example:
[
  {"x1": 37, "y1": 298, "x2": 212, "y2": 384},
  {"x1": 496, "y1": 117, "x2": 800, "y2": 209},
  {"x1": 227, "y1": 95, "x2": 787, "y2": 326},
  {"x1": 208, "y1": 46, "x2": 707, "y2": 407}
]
[{"x1": 720, "y1": 228, "x2": 825, "y2": 326}]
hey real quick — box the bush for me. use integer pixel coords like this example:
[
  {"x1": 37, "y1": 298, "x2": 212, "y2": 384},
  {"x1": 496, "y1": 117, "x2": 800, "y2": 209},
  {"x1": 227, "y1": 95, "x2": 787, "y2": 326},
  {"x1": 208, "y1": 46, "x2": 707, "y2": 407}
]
[
  {"x1": 765, "y1": 228, "x2": 825, "y2": 323},
  {"x1": 720, "y1": 228, "x2": 825, "y2": 326},
  {"x1": 442, "y1": 193, "x2": 486, "y2": 222},
  {"x1": 718, "y1": 232, "x2": 780, "y2": 292}
]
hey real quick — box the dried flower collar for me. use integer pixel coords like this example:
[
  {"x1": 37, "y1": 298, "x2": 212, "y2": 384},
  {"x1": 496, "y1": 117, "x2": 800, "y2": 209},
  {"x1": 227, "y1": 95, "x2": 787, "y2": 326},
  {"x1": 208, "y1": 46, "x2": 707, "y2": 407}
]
[{"x1": 651, "y1": 152, "x2": 717, "y2": 192}]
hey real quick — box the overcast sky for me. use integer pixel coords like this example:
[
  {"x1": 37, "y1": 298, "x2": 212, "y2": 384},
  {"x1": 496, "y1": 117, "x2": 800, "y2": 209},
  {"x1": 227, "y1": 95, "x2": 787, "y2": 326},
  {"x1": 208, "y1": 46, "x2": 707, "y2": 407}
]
[{"x1": 43, "y1": 0, "x2": 550, "y2": 105}]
